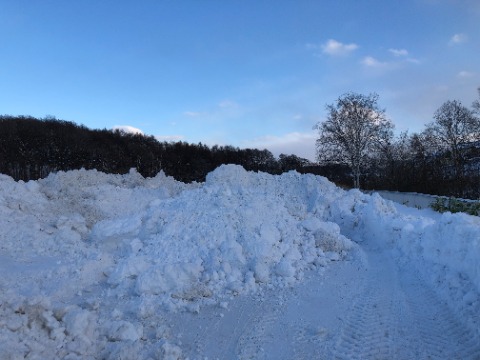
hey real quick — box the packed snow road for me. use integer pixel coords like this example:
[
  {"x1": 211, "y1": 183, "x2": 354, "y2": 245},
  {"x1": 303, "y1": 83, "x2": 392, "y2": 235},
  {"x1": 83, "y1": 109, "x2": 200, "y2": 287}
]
[
  {"x1": 1, "y1": 165, "x2": 480, "y2": 359},
  {"x1": 166, "y1": 242, "x2": 480, "y2": 360}
]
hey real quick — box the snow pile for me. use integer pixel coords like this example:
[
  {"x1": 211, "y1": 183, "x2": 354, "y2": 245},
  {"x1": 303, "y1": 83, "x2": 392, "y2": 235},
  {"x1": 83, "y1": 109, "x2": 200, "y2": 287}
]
[
  {"x1": 1, "y1": 165, "x2": 479, "y2": 358},
  {"x1": 91, "y1": 165, "x2": 352, "y2": 311},
  {"x1": 0, "y1": 165, "x2": 352, "y2": 359},
  {"x1": 327, "y1": 191, "x2": 480, "y2": 336}
]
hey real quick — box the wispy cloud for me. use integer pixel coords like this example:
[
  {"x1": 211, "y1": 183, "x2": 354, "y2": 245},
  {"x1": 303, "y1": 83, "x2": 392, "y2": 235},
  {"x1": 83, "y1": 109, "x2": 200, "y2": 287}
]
[
  {"x1": 112, "y1": 125, "x2": 144, "y2": 135},
  {"x1": 449, "y1": 33, "x2": 468, "y2": 45},
  {"x1": 406, "y1": 58, "x2": 421, "y2": 64},
  {"x1": 218, "y1": 100, "x2": 238, "y2": 108},
  {"x1": 457, "y1": 70, "x2": 475, "y2": 78},
  {"x1": 362, "y1": 56, "x2": 388, "y2": 68},
  {"x1": 311, "y1": 39, "x2": 359, "y2": 56},
  {"x1": 243, "y1": 132, "x2": 317, "y2": 161},
  {"x1": 388, "y1": 48, "x2": 420, "y2": 64},
  {"x1": 184, "y1": 111, "x2": 202, "y2": 117},
  {"x1": 185, "y1": 100, "x2": 240, "y2": 118},
  {"x1": 389, "y1": 48, "x2": 409, "y2": 57},
  {"x1": 322, "y1": 39, "x2": 359, "y2": 56},
  {"x1": 362, "y1": 52, "x2": 420, "y2": 70}
]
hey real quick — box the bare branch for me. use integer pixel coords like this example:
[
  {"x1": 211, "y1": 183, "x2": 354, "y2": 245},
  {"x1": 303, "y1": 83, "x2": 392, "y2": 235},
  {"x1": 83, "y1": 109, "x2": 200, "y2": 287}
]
[{"x1": 315, "y1": 92, "x2": 394, "y2": 188}]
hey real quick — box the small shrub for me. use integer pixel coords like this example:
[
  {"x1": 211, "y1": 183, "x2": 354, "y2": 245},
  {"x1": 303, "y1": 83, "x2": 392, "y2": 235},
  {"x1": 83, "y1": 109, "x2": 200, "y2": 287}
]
[{"x1": 430, "y1": 197, "x2": 480, "y2": 216}]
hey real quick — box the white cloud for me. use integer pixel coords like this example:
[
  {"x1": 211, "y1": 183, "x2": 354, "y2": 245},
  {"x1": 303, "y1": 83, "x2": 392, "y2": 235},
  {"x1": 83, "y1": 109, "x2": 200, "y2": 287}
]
[
  {"x1": 406, "y1": 57, "x2": 421, "y2": 64},
  {"x1": 362, "y1": 56, "x2": 388, "y2": 68},
  {"x1": 389, "y1": 48, "x2": 409, "y2": 57},
  {"x1": 457, "y1": 71, "x2": 475, "y2": 78},
  {"x1": 321, "y1": 39, "x2": 358, "y2": 56},
  {"x1": 183, "y1": 100, "x2": 240, "y2": 121},
  {"x1": 112, "y1": 125, "x2": 144, "y2": 135},
  {"x1": 388, "y1": 48, "x2": 421, "y2": 64},
  {"x1": 155, "y1": 135, "x2": 185, "y2": 142},
  {"x1": 449, "y1": 33, "x2": 468, "y2": 45},
  {"x1": 184, "y1": 111, "x2": 202, "y2": 117},
  {"x1": 218, "y1": 100, "x2": 238, "y2": 108},
  {"x1": 243, "y1": 132, "x2": 317, "y2": 161}
]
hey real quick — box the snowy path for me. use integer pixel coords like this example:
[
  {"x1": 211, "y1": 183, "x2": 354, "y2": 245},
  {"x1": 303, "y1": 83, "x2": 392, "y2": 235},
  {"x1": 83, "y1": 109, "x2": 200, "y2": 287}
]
[
  {"x1": 168, "y1": 244, "x2": 480, "y2": 360},
  {"x1": 330, "y1": 245, "x2": 480, "y2": 360}
]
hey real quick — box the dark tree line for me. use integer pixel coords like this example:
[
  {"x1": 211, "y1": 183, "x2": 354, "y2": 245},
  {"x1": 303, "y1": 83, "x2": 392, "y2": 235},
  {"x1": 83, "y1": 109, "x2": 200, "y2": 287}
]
[
  {"x1": 5, "y1": 89, "x2": 479, "y2": 199},
  {"x1": 0, "y1": 115, "x2": 325, "y2": 183},
  {"x1": 366, "y1": 94, "x2": 480, "y2": 198},
  {"x1": 316, "y1": 89, "x2": 480, "y2": 198},
  {"x1": 364, "y1": 129, "x2": 480, "y2": 198}
]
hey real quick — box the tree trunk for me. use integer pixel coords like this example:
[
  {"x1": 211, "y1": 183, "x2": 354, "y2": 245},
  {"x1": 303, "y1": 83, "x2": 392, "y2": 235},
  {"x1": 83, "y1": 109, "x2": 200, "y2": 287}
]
[{"x1": 352, "y1": 162, "x2": 361, "y2": 189}]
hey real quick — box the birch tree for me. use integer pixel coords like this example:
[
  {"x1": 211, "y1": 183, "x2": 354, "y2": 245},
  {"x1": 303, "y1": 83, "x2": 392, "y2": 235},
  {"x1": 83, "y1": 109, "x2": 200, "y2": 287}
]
[{"x1": 315, "y1": 92, "x2": 393, "y2": 188}]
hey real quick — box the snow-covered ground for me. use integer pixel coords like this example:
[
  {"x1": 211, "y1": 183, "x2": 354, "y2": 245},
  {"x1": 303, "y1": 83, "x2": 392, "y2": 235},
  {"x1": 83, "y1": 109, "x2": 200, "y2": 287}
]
[
  {"x1": 373, "y1": 189, "x2": 480, "y2": 210},
  {"x1": 370, "y1": 190, "x2": 438, "y2": 209},
  {"x1": 0, "y1": 165, "x2": 479, "y2": 359}
]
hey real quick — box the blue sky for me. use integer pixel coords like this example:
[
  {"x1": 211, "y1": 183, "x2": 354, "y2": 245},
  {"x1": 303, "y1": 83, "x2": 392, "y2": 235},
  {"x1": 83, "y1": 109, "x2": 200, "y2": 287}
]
[{"x1": 1, "y1": 0, "x2": 479, "y2": 161}]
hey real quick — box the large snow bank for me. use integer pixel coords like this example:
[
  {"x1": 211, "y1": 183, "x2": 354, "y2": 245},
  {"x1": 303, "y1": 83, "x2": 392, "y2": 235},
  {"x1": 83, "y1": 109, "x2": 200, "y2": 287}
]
[
  {"x1": 0, "y1": 165, "x2": 352, "y2": 359},
  {"x1": 1, "y1": 165, "x2": 479, "y2": 358},
  {"x1": 91, "y1": 165, "x2": 352, "y2": 310}
]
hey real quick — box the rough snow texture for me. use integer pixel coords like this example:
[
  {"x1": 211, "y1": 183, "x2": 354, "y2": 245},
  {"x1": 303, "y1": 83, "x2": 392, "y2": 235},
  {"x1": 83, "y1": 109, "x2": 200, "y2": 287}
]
[{"x1": 0, "y1": 165, "x2": 479, "y2": 359}]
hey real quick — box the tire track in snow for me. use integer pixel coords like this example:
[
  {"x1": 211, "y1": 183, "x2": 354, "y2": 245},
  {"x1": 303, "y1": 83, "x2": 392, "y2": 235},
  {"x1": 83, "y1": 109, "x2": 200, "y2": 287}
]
[
  {"x1": 292, "y1": 321, "x2": 314, "y2": 360},
  {"x1": 165, "y1": 246, "x2": 480, "y2": 360},
  {"x1": 235, "y1": 293, "x2": 285, "y2": 360},
  {"x1": 164, "y1": 294, "x2": 258, "y2": 358},
  {"x1": 332, "y1": 269, "x2": 402, "y2": 359},
  {"x1": 291, "y1": 320, "x2": 330, "y2": 360},
  {"x1": 331, "y1": 249, "x2": 480, "y2": 360},
  {"x1": 399, "y1": 265, "x2": 480, "y2": 360},
  {"x1": 167, "y1": 289, "x2": 286, "y2": 359}
]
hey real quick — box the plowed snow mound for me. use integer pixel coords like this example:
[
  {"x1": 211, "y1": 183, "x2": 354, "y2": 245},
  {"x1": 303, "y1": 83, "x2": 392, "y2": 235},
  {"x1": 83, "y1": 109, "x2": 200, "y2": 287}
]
[{"x1": 0, "y1": 165, "x2": 479, "y2": 359}]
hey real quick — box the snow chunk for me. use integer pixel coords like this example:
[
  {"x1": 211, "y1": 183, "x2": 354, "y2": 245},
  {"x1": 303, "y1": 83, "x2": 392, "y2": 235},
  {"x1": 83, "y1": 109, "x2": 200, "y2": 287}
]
[
  {"x1": 105, "y1": 320, "x2": 142, "y2": 342},
  {"x1": 62, "y1": 306, "x2": 96, "y2": 344}
]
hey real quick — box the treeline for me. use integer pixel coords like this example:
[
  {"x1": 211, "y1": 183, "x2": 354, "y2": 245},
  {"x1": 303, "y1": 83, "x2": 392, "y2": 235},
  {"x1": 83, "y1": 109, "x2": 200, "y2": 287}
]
[
  {"x1": 315, "y1": 89, "x2": 480, "y2": 199},
  {"x1": 0, "y1": 115, "x2": 327, "y2": 183},
  {"x1": 364, "y1": 131, "x2": 480, "y2": 198},
  {"x1": 362, "y1": 96, "x2": 480, "y2": 198},
  {"x1": 2, "y1": 112, "x2": 479, "y2": 198}
]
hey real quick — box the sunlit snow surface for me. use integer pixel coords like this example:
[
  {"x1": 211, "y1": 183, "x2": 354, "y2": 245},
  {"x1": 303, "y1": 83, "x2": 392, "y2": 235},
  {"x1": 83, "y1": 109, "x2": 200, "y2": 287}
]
[{"x1": 0, "y1": 165, "x2": 479, "y2": 359}]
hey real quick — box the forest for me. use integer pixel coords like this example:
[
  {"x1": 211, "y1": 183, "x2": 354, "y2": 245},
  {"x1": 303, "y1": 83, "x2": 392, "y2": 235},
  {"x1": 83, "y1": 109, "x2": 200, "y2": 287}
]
[{"x1": 0, "y1": 115, "x2": 320, "y2": 184}]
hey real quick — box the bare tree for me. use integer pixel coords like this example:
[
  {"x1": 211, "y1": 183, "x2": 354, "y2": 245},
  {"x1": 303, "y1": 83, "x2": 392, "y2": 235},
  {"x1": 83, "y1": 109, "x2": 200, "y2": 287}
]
[
  {"x1": 315, "y1": 92, "x2": 394, "y2": 188},
  {"x1": 376, "y1": 131, "x2": 414, "y2": 190},
  {"x1": 424, "y1": 99, "x2": 480, "y2": 195}
]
